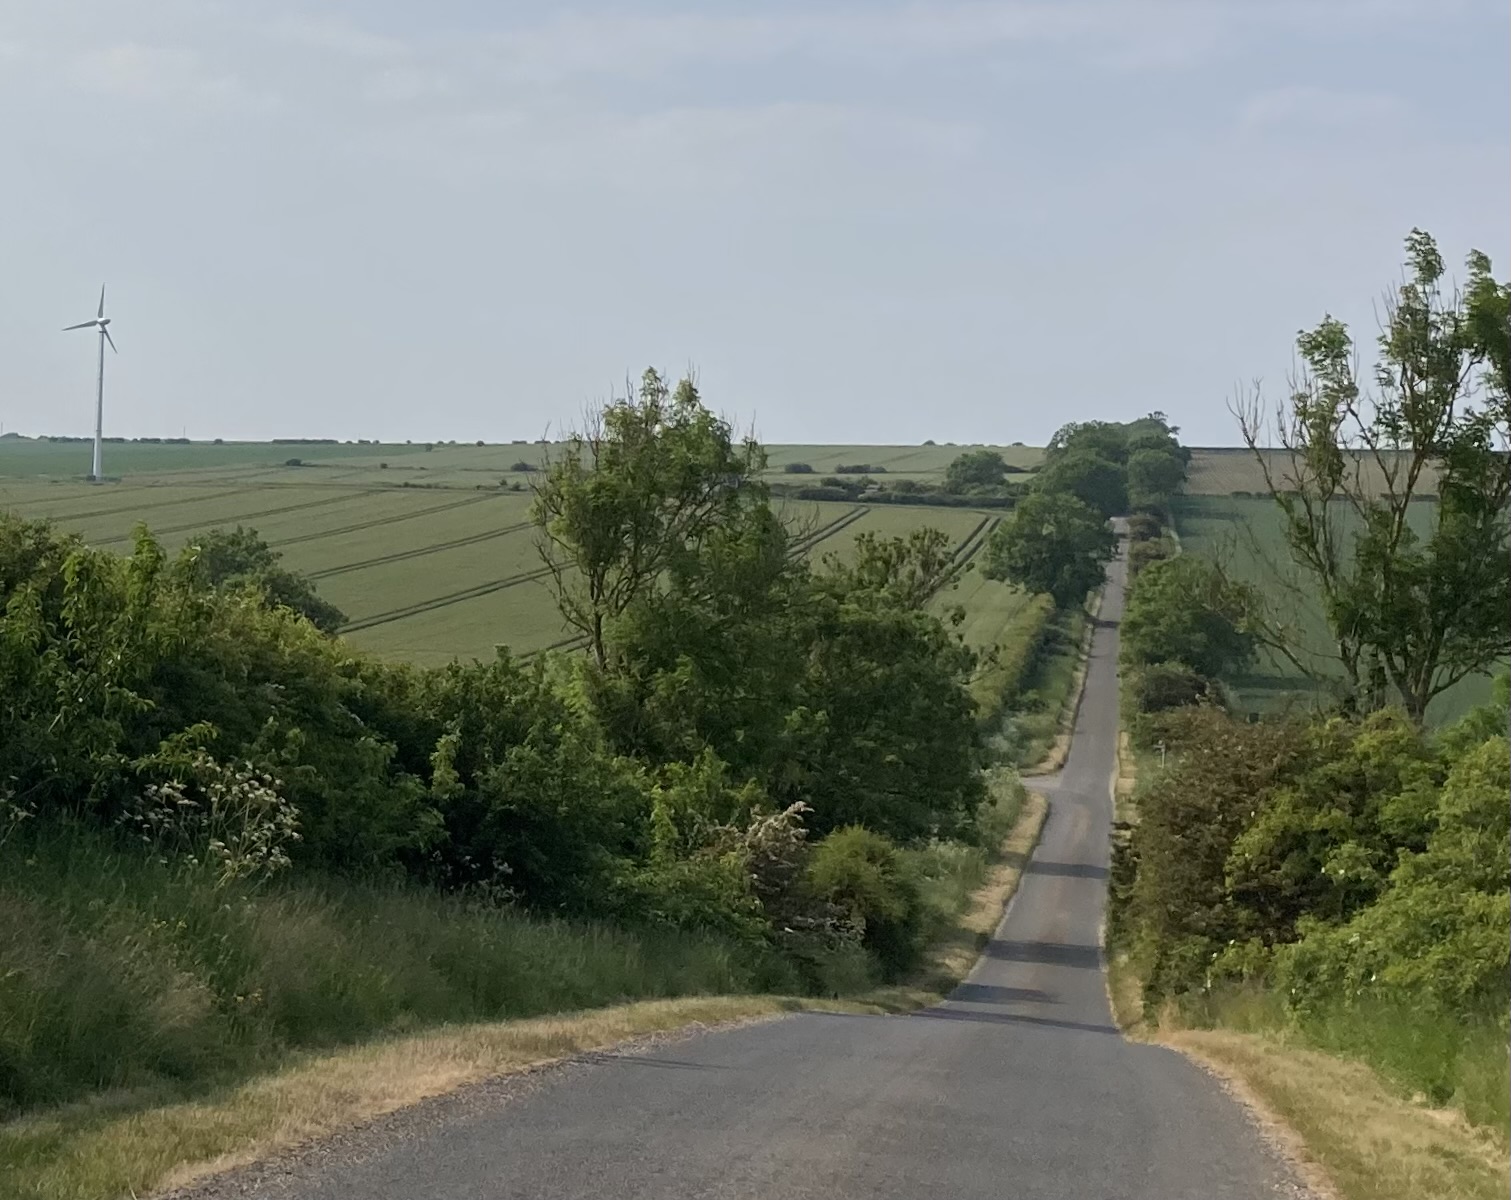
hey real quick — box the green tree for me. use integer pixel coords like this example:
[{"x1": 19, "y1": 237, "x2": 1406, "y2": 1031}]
[
  {"x1": 531, "y1": 369, "x2": 766, "y2": 670},
  {"x1": 1121, "y1": 555, "x2": 1256, "y2": 678},
  {"x1": 943, "y1": 449, "x2": 1009, "y2": 493},
  {"x1": 1232, "y1": 229, "x2": 1511, "y2": 721},
  {"x1": 1033, "y1": 449, "x2": 1128, "y2": 518},
  {"x1": 983, "y1": 491, "x2": 1115, "y2": 608},
  {"x1": 822, "y1": 527, "x2": 958, "y2": 611},
  {"x1": 1125, "y1": 447, "x2": 1187, "y2": 513},
  {"x1": 790, "y1": 589, "x2": 984, "y2": 842},
  {"x1": 806, "y1": 825, "x2": 923, "y2": 979},
  {"x1": 177, "y1": 526, "x2": 346, "y2": 633},
  {"x1": 1045, "y1": 420, "x2": 1129, "y2": 463},
  {"x1": 1276, "y1": 733, "x2": 1510, "y2": 1014}
]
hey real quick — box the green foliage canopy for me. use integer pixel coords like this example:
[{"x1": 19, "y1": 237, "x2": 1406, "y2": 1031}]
[
  {"x1": 983, "y1": 491, "x2": 1116, "y2": 608},
  {"x1": 1120, "y1": 555, "x2": 1257, "y2": 679}
]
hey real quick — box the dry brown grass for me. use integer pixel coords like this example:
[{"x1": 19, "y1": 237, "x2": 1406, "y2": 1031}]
[
  {"x1": 1169, "y1": 1029, "x2": 1510, "y2": 1200},
  {"x1": 1113, "y1": 730, "x2": 1138, "y2": 823},
  {"x1": 3, "y1": 997, "x2": 798, "y2": 1200}
]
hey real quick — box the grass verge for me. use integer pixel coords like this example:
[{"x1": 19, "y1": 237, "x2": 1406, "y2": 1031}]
[
  {"x1": 874, "y1": 777, "x2": 1049, "y2": 1007},
  {"x1": 1169, "y1": 1029, "x2": 1509, "y2": 1200},
  {"x1": 2, "y1": 997, "x2": 799, "y2": 1200},
  {"x1": 1, "y1": 784, "x2": 1048, "y2": 1200},
  {"x1": 981, "y1": 602, "x2": 1092, "y2": 772}
]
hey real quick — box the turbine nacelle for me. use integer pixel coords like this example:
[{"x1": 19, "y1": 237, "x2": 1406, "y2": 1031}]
[{"x1": 63, "y1": 287, "x2": 116, "y2": 351}]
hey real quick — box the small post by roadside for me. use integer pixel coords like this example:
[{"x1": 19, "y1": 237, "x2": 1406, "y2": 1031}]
[{"x1": 1156, "y1": 740, "x2": 1166, "y2": 769}]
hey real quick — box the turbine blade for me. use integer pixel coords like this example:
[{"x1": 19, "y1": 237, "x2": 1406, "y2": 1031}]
[
  {"x1": 63, "y1": 321, "x2": 95, "y2": 331},
  {"x1": 98, "y1": 285, "x2": 106, "y2": 319},
  {"x1": 103, "y1": 328, "x2": 118, "y2": 354}
]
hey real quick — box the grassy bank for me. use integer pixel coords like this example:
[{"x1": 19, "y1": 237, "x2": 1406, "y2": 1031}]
[
  {"x1": 1, "y1": 778, "x2": 1045, "y2": 1200},
  {"x1": 977, "y1": 602, "x2": 1090, "y2": 769},
  {"x1": 0, "y1": 825, "x2": 804, "y2": 1123},
  {"x1": 899, "y1": 771, "x2": 1046, "y2": 996}
]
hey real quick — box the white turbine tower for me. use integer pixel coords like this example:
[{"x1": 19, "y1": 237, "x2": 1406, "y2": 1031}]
[{"x1": 64, "y1": 285, "x2": 117, "y2": 481}]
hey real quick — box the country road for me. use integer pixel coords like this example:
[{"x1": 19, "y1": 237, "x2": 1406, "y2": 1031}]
[{"x1": 196, "y1": 541, "x2": 1309, "y2": 1200}]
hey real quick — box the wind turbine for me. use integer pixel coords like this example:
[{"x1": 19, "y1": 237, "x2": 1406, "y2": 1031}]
[{"x1": 63, "y1": 285, "x2": 116, "y2": 481}]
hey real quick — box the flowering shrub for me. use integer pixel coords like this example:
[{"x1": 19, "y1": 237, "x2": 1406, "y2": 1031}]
[{"x1": 122, "y1": 754, "x2": 300, "y2": 886}]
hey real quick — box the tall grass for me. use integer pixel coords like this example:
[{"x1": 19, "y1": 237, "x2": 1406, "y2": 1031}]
[
  {"x1": 0, "y1": 824, "x2": 789, "y2": 1119},
  {"x1": 903, "y1": 772, "x2": 1024, "y2": 951},
  {"x1": 1179, "y1": 986, "x2": 1510, "y2": 1138}
]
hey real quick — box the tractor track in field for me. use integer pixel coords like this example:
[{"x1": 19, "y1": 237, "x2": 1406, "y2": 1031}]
[
  {"x1": 271, "y1": 492, "x2": 504, "y2": 549},
  {"x1": 363, "y1": 504, "x2": 875, "y2": 655},
  {"x1": 307, "y1": 521, "x2": 535, "y2": 580},
  {"x1": 94, "y1": 490, "x2": 382, "y2": 547},
  {"x1": 340, "y1": 564, "x2": 555, "y2": 634},
  {"x1": 27, "y1": 486, "x2": 257, "y2": 526},
  {"x1": 788, "y1": 503, "x2": 870, "y2": 555}
]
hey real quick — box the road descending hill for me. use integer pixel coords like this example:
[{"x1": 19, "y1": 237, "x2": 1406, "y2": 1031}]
[{"x1": 174, "y1": 536, "x2": 1311, "y2": 1200}]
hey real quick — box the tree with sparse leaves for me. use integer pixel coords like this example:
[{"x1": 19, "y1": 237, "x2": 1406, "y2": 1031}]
[
  {"x1": 531, "y1": 369, "x2": 766, "y2": 670},
  {"x1": 1231, "y1": 229, "x2": 1510, "y2": 722}
]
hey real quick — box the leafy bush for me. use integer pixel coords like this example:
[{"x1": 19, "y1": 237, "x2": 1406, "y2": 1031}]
[
  {"x1": 1129, "y1": 662, "x2": 1216, "y2": 714},
  {"x1": 1126, "y1": 536, "x2": 1174, "y2": 578},
  {"x1": 1121, "y1": 555, "x2": 1255, "y2": 678},
  {"x1": 983, "y1": 491, "x2": 1115, "y2": 608},
  {"x1": 782, "y1": 462, "x2": 815, "y2": 474},
  {"x1": 1126, "y1": 447, "x2": 1186, "y2": 514},
  {"x1": 1274, "y1": 735, "x2": 1510, "y2": 1015},
  {"x1": 835, "y1": 464, "x2": 886, "y2": 474},
  {"x1": 943, "y1": 449, "x2": 1009, "y2": 493},
  {"x1": 510, "y1": 460, "x2": 538, "y2": 472},
  {"x1": 1125, "y1": 512, "x2": 1162, "y2": 542},
  {"x1": 1034, "y1": 449, "x2": 1128, "y2": 518},
  {"x1": 179, "y1": 525, "x2": 347, "y2": 633},
  {"x1": 1116, "y1": 692, "x2": 1510, "y2": 1041},
  {"x1": 806, "y1": 826, "x2": 923, "y2": 979},
  {"x1": 795, "y1": 486, "x2": 854, "y2": 501}
]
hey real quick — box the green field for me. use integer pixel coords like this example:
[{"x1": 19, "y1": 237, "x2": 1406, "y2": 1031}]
[
  {"x1": 11, "y1": 437, "x2": 1456, "y2": 683},
  {"x1": 0, "y1": 441, "x2": 1047, "y2": 668},
  {"x1": 1172, "y1": 495, "x2": 1496, "y2": 724}
]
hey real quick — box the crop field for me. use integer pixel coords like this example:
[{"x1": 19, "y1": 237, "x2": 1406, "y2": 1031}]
[
  {"x1": 0, "y1": 443, "x2": 1038, "y2": 668},
  {"x1": 1172, "y1": 495, "x2": 1495, "y2": 724},
  {"x1": 10, "y1": 437, "x2": 1399, "y2": 676},
  {"x1": 1183, "y1": 447, "x2": 1443, "y2": 497}
]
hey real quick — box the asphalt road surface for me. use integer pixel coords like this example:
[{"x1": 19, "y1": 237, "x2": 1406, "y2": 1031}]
[{"x1": 209, "y1": 541, "x2": 1308, "y2": 1200}]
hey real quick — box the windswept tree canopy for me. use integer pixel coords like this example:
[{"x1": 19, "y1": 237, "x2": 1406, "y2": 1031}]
[{"x1": 1232, "y1": 229, "x2": 1510, "y2": 722}]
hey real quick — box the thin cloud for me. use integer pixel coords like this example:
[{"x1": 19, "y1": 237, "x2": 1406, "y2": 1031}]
[
  {"x1": 1239, "y1": 85, "x2": 1407, "y2": 131},
  {"x1": 66, "y1": 42, "x2": 276, "y2": 110},
  {"x1": 268, "y1": 15, "x2": 408, "y2": 61}
]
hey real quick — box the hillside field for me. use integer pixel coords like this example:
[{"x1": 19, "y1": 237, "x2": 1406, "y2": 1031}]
[
  {"x1": 5, "y1": 438, "x2": 1467, "y2": 687},
  {"x1": 0, "y1": 440, "x2": 1041, "y2": 667},
  {"x1": 1172, "y1": 494, "x2": 1496, "y2": 724}
]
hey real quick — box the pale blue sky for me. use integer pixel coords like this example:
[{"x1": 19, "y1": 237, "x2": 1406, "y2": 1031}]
[{"x1": 2, "y1": 1, "x2": 1506, "y2": 445}]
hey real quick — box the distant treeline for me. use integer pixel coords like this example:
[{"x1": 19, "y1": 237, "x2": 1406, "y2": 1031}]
[{"x1": 44, "y1": 435, "x2": 191, "y2": 444}]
